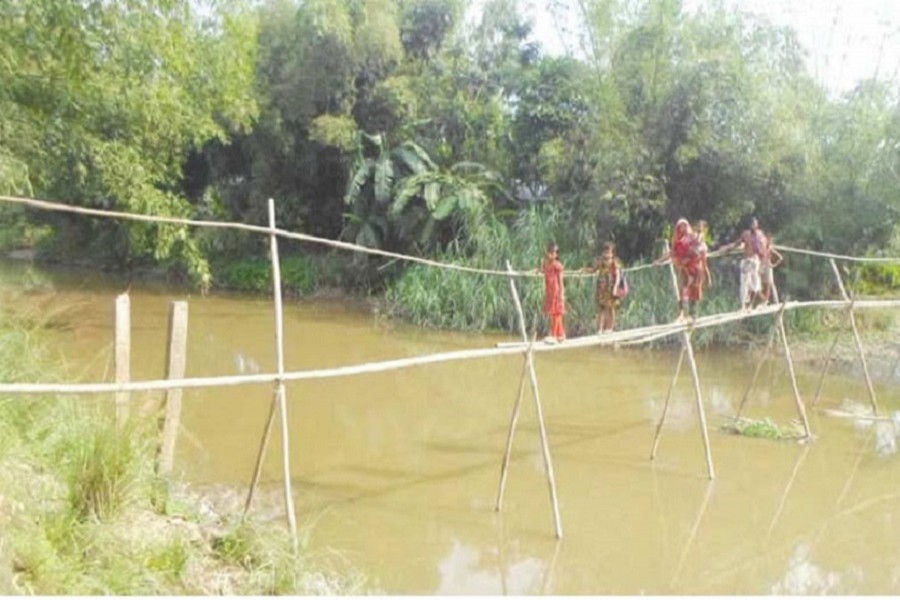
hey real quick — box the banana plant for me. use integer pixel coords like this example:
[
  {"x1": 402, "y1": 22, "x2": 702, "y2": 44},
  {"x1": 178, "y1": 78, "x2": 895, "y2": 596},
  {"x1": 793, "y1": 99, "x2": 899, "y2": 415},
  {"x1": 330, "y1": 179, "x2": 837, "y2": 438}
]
[{"x1": 343, "y1": 131, "x2": 501, "y2": 252}]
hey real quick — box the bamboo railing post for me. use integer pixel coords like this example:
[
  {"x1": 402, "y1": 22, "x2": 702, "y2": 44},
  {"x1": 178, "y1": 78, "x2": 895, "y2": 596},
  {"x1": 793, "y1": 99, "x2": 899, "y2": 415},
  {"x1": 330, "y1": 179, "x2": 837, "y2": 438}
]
[
  {"x1": 811, "y1": 330, "x2": 842, "y2": 408},
  {"x1": 682, "y1": 329, "x2": 715, "y2": 479},
  {"x1": 830, "y1": 259, "x2": 878, "y2": 415},
  {"x1": 504, "y1": 261, "x2": 563, "y2": 539},
  {"x1": 735, "y1": 303, "x2": 786, "y2": 420},
  {"x1": 158, "y1": 301, "x2": 188, "y2": 477},
  {"x1": 650, "y1": 347, "x2": 685, "y2": 460},
  {"x1": 267, "y1": 199, "x2": 299, "y2": 552},
  {"x1": 775, "y1": 302, "x2": 812, "y2": 439},
  {"x1": 115, "y1": 293, "x2": 131, "y2": 424}
]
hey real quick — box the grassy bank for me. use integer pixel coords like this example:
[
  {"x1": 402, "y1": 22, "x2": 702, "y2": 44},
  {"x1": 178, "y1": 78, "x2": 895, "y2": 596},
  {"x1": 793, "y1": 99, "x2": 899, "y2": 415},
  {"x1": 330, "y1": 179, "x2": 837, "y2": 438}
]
[{"x1": 0, "y1": 312, "x2": 367, "y2": 595}]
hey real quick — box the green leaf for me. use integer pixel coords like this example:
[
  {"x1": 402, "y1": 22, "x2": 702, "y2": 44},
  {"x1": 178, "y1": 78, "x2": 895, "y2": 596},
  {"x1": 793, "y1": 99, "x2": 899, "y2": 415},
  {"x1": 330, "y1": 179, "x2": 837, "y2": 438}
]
[
  {"x1": 432, "y1": 194, "x2": 458, "y2": 221},
  {"x1": 374, "y1": 155, "x2": 394, "y2": 204},
  {"x1": 423, "y1": 182, "x2": 440, "y2": 210}
]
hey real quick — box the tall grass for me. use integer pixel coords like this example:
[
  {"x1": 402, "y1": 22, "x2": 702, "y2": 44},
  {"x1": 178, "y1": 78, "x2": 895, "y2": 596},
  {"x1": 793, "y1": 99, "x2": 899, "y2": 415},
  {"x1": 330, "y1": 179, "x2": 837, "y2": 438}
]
[
  {"x1": 0, "y1": 311, "x2": 368, "y2": 594},
  {"x1": 384, "y1": 209, "x2": 826, "y2": 346}
]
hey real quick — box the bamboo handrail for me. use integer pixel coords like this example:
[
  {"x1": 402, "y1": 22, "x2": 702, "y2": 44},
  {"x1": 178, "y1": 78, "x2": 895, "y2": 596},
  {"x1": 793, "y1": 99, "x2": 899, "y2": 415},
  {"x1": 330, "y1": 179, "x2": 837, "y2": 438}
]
[{"x1": 4, "y1": 298, "x2": 900, "y2": 396}]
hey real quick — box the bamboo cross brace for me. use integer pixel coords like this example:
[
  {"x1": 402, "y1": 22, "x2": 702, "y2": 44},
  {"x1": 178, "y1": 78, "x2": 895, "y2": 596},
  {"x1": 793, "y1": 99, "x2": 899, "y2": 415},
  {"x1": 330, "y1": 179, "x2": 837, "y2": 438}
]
[
  {"x1": 495, "y1": 332, "x2": 536, "y2": 511},
  {"x1": 811, "y1": 329, "x2": 842, "y2": 408},
  {"x1": 501, "y1": 261, "x2": 563, "y2": 539},
  {"x1": 776, "y1": 302, "x2": 812, "y2": 439},
  {"x1": 650, "y1": 347, "x2": 685, "y2": 460},
  {"x1": 830, "y1": 259, "x2": 878, "y2": 415}
]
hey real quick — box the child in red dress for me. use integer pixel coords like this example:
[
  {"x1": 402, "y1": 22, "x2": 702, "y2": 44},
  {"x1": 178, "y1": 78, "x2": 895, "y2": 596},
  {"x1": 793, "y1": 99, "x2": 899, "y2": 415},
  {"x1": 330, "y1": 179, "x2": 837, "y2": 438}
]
[{"x1": 539, "y1": 241, "x2": 566, "y2": 342}]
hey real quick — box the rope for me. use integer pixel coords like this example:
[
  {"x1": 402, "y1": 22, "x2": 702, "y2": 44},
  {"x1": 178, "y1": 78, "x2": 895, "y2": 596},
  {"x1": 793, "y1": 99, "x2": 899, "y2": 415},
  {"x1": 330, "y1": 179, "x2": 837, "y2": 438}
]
[{"x1": 3, "y1": 195, "x2": 899, "y2": 284}]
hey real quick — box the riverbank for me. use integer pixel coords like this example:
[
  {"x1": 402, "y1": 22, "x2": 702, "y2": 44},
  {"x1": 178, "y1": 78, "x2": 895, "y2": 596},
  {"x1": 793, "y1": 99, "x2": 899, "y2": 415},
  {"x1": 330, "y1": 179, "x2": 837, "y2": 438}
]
[{"x1": 0, "y1": 313, "x2": 368, "y2": 595}]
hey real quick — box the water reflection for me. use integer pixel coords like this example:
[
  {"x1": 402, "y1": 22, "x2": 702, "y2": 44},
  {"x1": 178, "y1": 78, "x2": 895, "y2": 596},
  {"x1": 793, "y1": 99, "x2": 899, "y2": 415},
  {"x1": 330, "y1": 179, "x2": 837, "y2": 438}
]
[
  {"x1": 771, "y1": 544, "x2": 842, "y2": 595},
  {"x1": 436, "y1": 539, "x2": 545, "y2": 595}
]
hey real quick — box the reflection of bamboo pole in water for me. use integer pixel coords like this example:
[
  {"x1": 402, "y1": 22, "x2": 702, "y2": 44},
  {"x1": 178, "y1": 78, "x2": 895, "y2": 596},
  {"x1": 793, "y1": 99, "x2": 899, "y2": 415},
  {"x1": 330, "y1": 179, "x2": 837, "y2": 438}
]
[
  {"x1": 766, "y1": 445, "x2": 811, "y2": 545},
  {"x1": 539, "y1": 541, "x2": 563, "y2": 595},
  {"x1": 735, "y1": 306, "x2": 784, "y2": 420},
  {"x1": 811, "y1": 330, "x2": 842, "y2": 407},
  {"x1": 651, "y1": 347, "x2": 685, "y2": 460},
  {"x1": 496, "y1": 511, "x2": 508, "y2": 597},
  {"x1": 836, "y1": 428, "x2": 875, "y2": 509},
  {"x1": 651, "y1": 462, "x2": 670, "y2": 563},
  {"x1": 670, "y1": 482, "x2": 715, "y2": 590}
]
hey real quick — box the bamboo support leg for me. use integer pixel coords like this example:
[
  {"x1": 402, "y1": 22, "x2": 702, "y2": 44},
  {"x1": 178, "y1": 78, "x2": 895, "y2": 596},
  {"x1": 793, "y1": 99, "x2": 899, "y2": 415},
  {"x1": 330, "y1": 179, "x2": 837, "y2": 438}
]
[
  {"x1": 650, "y1": 347, "x2": 685, "y2": 460},
  {"x1": 505, "y1": 261, "x2": 563, "y2": 539},
  {"x1": 496, "y1": 341, "x2": 532, "y2": 511},
  {"x1": 268, "y1": 199, "x2": 298, "y2": 551},
  {"x1": 243, "y1": 397, "x2": 278, "y2": 520},
  {"x1": 681, "y1": 330, "x2": 715, "y2": 479},
  {"x1": 776, "y1": 309, "x2": 812, "y2": 439},
  {"x1": 811, "y1": 330, "x2": 842, "y2": 407},
  {"x1": 830, "y1": 260, "x2": 878, "y2": 415}
]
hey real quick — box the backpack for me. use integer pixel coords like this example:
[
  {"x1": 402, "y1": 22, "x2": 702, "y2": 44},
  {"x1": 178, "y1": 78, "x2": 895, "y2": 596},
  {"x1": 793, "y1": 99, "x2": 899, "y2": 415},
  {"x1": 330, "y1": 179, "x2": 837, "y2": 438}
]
[{"x1": 614, "y1": 271, "x2": 629, "y2": 299}]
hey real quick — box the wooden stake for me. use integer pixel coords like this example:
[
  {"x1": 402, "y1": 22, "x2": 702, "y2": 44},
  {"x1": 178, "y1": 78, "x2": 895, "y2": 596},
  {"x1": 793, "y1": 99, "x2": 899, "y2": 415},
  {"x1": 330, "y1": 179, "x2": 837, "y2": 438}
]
[
  {"x1": 830, "y1": 259, "x2": 878, "y2": 415},
  {"x1": 505, "y1": 261, "x2": 563, "y2": 539},
  {"x1": 650, "y1": 347, "x2": 685, "y2": 460},
  {"x1": 115, "y1": 293, "x2": 130, "y2": 424},
  {"x1": 735, "y1": 303, "x2": 786, "y2": 420},
  {"x1": 811, "y1": 329, "x2": 842, "y2": 407},
  {"x1": 681, "y1": 329, "x2": 715, "y2": 479},
  {"x1": 269, "y1": 199, "x2": 298, "y2": 551},
  {"x1": 776, "y1": 304, "x2": 812, "y2": 439},
  {"x1": 158, "y1": 301, "x2": 188, "y2": 477}
]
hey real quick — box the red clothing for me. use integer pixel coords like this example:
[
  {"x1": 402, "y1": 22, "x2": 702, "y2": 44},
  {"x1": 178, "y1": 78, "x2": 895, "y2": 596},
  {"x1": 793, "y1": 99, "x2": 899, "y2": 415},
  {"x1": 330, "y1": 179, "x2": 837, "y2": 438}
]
[{"x1": 542, "y1": 258, "x2": 566, "y2": 316}]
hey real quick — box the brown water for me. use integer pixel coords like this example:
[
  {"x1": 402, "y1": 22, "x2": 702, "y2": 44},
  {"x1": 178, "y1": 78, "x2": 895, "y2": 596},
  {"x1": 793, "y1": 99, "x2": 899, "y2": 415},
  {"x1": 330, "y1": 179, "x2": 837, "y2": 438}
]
[{"x1": 4, "y1": 260, "x2": 900, "y2": 594}]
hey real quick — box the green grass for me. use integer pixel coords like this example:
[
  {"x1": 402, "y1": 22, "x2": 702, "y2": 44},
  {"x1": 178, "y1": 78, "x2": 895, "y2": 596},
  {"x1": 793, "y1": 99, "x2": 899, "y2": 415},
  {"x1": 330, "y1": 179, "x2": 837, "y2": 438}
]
[
  {"x1": 721, "y1": 417, "x2": 805, "y2": 440},
  {"x1": 0, "y1": 311, "x2": 369, "y2": 595}
]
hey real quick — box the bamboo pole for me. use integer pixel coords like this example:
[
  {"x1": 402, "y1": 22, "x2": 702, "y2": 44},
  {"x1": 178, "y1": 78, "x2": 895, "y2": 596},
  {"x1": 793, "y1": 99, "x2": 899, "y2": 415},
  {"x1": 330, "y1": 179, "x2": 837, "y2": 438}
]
[
  {"x1": 158, "y1": 301, "x2": 189, "y2": 477},
  {"x1": 115, "y1": 293, "x2": 131, "y2": 424},
  {"x1": 682, "y1": 329, "x2": 715, "y2": 479},
  {"x1": 505, "y1": 261, "x2": 563, "y2": 539},
  {"x1": 3, "y1": 299, "x2": 900, "y2": 397},
  {"x1": 650, "y1": 347, "x2": 685, "y2": 460},
  {"x1": 830, "y1": 259, "x2": 878, "y2": 415},
  {"x1": 243, "y1": 398, "x2": 278, "y2": 521},
  {"x1": 268, "y1": 199, "x2": 299, "y2": 552},
  {"x1": 735, "y1": 303, "x2": 787, "y2": 420},
  {"x1": 811, "y1": 330, "x2": 842, "y2": 407},
  {"x1": 775, "y1": 302, "x2": 812, "y2": 439},
  {"x1": 495, "y1": 334, "x2": 535, "y2": 511}
]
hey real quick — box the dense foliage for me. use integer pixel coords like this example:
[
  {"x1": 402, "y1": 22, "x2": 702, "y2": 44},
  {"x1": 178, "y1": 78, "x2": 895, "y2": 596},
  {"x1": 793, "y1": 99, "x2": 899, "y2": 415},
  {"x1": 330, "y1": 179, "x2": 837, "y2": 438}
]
[{"x1": 1, "y1": 0, "x2": 898, "y2": 327}]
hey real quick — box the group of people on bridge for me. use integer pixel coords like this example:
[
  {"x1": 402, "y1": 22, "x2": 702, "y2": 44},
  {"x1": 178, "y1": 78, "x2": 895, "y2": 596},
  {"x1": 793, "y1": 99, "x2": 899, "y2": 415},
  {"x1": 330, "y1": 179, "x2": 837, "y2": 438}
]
[{"x1": 539, "y1": 216, "x2": 783, "y2": 343}]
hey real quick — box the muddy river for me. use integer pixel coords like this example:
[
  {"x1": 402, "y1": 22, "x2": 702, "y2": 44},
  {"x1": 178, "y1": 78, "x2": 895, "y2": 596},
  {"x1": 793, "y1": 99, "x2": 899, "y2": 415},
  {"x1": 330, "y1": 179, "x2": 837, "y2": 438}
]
[{"x1": 3, "y1": 260, "x2": 900, "y2": 594}]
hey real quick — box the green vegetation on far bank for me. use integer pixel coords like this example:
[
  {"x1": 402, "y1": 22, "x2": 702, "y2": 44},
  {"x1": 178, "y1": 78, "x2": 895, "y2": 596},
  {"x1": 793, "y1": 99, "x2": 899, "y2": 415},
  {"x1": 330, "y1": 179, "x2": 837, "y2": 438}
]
[{"x1": 0, "y1": 310, "x2": 368, "y2": 595}]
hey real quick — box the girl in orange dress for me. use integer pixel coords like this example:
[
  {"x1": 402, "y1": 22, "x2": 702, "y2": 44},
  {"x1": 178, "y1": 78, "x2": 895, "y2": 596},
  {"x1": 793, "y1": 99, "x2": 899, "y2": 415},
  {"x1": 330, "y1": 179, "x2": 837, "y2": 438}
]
[{"x1": 539, "y1": 241, "x2": 566, "y2": 342}]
